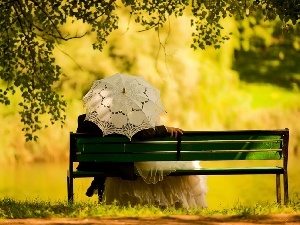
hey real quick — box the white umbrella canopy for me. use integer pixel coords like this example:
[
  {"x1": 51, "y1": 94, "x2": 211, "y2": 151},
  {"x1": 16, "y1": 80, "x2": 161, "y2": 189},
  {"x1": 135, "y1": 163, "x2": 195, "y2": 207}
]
[{"x1": 83, "y1": 73, "x2": 166, "y2": 139}]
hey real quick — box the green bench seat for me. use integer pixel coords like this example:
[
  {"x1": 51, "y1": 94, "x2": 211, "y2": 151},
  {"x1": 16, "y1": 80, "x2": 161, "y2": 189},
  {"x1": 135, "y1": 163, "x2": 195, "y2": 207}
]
[{"x1": 67, "y1": 129, "x2": 289, "y2": 204}]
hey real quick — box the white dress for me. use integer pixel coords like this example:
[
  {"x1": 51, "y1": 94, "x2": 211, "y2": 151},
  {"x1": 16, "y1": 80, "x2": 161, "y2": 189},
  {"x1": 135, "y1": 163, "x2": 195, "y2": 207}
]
[{"x1": 103, "y1": 161, "x2": 208, "y2": 208}]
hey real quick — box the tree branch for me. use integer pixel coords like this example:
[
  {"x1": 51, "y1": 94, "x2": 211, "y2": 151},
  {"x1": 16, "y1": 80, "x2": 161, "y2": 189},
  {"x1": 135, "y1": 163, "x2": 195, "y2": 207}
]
[{"x1": 29, "y1": 0, "x2": 65, "y2": 39}]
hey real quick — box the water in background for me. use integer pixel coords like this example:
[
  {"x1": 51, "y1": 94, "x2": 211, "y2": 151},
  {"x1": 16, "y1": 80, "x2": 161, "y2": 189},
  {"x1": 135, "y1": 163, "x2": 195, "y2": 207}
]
[{"x1": 0, "y1": 155, "x2": 299, "y2": 210}]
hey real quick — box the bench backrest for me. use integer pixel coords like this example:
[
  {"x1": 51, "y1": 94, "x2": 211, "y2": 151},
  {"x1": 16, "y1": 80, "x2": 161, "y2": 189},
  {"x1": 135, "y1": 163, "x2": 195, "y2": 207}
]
[{"x1": 70, "y1": 129, "x2": 289, "y2": 163}]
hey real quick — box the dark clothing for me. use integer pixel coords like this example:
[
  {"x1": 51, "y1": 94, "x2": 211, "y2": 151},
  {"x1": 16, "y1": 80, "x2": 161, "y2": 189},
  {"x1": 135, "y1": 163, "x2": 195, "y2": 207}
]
[
  {"x1": 75, "y1": 114, "x2": 169, "y2": 199},
  {"x1": 76, "y1": 114, "x2": 169, "y2": 173}
]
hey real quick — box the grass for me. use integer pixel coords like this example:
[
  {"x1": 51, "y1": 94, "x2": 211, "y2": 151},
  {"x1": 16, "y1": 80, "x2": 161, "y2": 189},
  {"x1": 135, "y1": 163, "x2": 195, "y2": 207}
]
[
  {"x1": 0, "y1": 195, "x2": 300, "y2": 219},
  {"x1": 240, "y1": 82, "x2": 300, "y2": 109}
]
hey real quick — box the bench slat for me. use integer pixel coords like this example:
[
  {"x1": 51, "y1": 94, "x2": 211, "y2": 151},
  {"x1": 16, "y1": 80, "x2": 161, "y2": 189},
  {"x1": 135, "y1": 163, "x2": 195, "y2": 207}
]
[
  {"x1": 71, "y1": 166, "x2": 284, "y2": 178},
  {"x1": 76, "y1": 153, "x2": 178, "y2": 162},
  {"x1": 76, "y1": 140, "x2": 282, "y2": 153},
  {"x1": 180, "y1": 151, "x2": 282, "y2": 160},
  {"x1": 181, "y1": 132, "x2": 283, "y2": 141},
  {"x1": 167, "y1": 167, "x2": 284, "y2": 175},
  {"x1": 75, "y1": 150, "x2": 281, "y2": 162}
]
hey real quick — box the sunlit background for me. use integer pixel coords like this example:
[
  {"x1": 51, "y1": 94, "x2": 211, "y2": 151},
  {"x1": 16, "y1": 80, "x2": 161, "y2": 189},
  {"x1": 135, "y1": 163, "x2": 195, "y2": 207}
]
[{"x1": 1, "y1": 10, "x2": 300, "y2": 210}]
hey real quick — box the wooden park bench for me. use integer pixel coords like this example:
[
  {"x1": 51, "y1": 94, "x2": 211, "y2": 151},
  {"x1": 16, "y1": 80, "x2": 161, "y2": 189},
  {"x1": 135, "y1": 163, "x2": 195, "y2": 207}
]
[{"x1": 67, "y1": 129, "x2": 289, "y2": 205}]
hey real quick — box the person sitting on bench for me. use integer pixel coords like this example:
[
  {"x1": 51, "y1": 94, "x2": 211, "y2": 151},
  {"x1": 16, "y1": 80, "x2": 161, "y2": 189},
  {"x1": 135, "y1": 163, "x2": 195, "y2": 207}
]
[{"x1": 76, "y1": 114, "x2": 208, "y2": 208}]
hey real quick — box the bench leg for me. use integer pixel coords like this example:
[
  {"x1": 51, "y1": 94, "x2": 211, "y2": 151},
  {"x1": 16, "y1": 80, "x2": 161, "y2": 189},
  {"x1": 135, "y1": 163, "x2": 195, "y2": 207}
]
[
  {"x1": 284, "y1": 172, "x2": 289, "y2": 205},
  {"x1": 96, "y1": 177, "x2": 106, "y2": 204},
  {"x1": 276, "y1": 174, "x2": 281, "y2": 204},
  {"x1": 67, "y1": 175, "x2": 70, "y2": 200},
  {"x1": 67, "y1": 174, "x2": 74, "y2": 203}
]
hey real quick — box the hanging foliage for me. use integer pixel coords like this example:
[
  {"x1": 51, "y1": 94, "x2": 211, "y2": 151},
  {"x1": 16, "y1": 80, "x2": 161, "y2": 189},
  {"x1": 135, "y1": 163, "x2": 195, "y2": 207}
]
[{"x1": 0, "y1": 0, "x2": 299, "y2": 140}]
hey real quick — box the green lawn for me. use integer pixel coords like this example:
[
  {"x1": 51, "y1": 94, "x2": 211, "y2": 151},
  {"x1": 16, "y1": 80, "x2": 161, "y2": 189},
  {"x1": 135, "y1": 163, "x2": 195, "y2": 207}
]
[
  {"x1": 0, "y1": 197, "x2": 299, "y2": 219},
  {"x1": 240, "y1": 82, "x2": 300, "y2": 109}
]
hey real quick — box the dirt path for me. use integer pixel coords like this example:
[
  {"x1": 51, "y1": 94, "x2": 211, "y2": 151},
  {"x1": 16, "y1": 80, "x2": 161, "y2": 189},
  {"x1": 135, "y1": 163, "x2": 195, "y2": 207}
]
[{"x1": 1, "y1": 214, "x2": 300, "y2": 225}]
